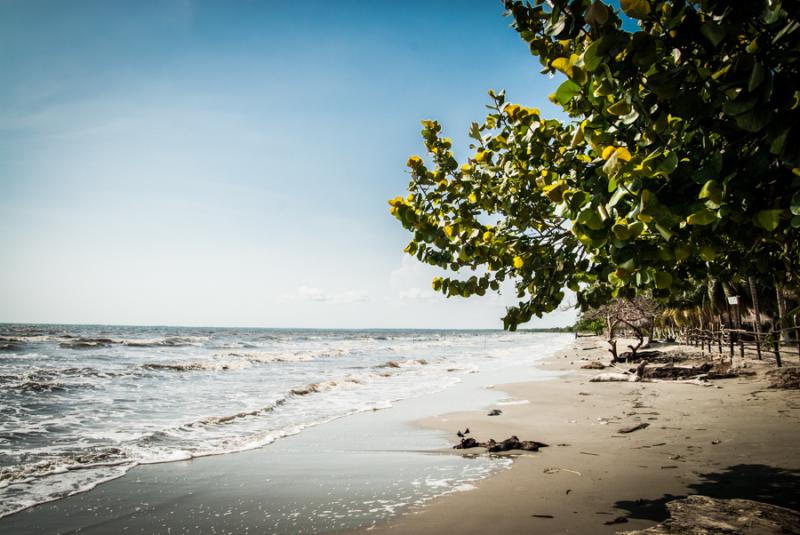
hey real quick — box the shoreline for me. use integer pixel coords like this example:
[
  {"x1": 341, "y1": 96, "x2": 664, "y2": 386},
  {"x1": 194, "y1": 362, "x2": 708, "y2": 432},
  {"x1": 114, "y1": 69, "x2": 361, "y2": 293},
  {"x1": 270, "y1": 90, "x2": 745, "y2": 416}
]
[
  {"x1": 0, "y1": 334, "x2": 572, "y2": 534},
  {"x1": 356, "y1": 336, "x2": 800, "y2": 534}
]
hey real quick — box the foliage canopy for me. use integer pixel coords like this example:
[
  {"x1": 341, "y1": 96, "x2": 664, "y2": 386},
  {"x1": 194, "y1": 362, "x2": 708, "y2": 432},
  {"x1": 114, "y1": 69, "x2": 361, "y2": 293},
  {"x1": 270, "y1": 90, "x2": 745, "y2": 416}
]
[{"x1": 390, "y1": 0, "x2": 800, "y2": 329}]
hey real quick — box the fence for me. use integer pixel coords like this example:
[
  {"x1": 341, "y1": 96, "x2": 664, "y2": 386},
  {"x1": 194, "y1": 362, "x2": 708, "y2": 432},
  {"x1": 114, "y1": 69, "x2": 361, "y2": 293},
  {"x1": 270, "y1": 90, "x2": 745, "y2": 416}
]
[{"x1": 674, "y1": 324, "x2": 800, "y2": 368}]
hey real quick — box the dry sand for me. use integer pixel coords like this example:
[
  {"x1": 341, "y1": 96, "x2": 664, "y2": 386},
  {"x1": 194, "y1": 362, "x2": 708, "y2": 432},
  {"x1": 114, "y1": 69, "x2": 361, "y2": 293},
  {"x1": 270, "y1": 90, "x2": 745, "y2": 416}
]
[{"x1": 358, "y1": 336, "x2": 800, "y2": 534}]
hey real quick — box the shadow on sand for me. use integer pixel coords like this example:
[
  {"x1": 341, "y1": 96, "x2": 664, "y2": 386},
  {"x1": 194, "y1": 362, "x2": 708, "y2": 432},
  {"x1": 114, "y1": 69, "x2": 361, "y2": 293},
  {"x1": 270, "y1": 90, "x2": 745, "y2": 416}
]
[{"x1": 614, "y1": 464, "x2": 800, "y2": 522}]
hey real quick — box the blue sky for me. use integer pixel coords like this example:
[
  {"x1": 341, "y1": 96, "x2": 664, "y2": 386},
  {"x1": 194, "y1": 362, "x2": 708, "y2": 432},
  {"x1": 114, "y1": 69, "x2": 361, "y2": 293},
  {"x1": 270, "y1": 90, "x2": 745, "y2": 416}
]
[{"x1": 0, "y1": 0, "x2": 577, "y2": 328}]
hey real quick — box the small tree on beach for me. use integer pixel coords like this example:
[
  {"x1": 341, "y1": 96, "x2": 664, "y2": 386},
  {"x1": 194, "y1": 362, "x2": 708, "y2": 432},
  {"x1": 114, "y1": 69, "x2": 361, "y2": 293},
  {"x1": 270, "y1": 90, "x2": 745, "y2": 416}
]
[
  {"x1": 389, "y1": 0, "x2": 800, "y2": 329},
  {"x1": 583, "y1": 296, "x2": 658, "y2": 361}
]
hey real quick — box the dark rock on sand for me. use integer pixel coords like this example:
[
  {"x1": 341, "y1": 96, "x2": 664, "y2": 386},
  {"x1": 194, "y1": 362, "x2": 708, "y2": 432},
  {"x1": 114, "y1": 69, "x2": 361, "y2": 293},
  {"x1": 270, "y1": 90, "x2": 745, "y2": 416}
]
[
  {"x1": 621, "y1": 495, "x2": 800, "y2": 534},
  {"x1": 488, "y1": 409, "x2": 503, "y2": 416}
]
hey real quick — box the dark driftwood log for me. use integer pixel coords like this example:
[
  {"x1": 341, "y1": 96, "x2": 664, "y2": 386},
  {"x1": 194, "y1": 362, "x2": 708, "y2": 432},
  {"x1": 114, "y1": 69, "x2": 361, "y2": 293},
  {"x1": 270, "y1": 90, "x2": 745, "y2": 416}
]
[
  {"x1": 617, "y1": 350, "x2": 662, "y2": 362},
  {"x1": 640, "y1": 363, "x2": 713, "y2": 380},
  {"x1": 621, "y1": 495, "x2": 800, "y2": 534}
]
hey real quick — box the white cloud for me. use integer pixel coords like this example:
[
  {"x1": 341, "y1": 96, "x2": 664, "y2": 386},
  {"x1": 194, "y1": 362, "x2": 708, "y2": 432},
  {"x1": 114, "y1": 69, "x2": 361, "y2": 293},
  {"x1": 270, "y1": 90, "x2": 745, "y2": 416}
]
[
  {"x1": 298, "y1": 286, "x2": 330, "y2": 302},
  {"x1": 398, "y1": 287, "x2": 436, "y2": 301},
  {"x1": 281, "y1": 286, "x2": 368, "y2": 305}
]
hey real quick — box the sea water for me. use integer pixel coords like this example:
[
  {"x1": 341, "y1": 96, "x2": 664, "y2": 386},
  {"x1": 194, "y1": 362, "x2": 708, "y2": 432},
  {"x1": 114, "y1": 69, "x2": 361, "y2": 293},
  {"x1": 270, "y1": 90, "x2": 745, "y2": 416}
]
[{"x1": 0, "y1": 324, "x2": 571, "y2": 520}]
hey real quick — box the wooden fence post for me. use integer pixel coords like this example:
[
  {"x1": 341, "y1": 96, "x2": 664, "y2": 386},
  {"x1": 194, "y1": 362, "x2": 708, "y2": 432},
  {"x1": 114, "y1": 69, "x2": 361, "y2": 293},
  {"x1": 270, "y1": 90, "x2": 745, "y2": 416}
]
[{"x1": 772, "y1": 328, "x2": 783, "y2": 368}]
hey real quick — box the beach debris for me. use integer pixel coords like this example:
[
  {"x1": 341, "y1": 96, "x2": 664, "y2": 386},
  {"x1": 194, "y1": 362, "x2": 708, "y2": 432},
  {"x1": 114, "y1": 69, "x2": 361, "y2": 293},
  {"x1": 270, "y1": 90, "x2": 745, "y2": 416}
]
[
  {"x1": 590, "y1": 372, "x2": 637, "y2": 382},
  {"x1": 543, "y1": 467, "x2": 581, "y2": 476},
  {"x1": 641, "y1": 363, "x2": 713, "y2": 380},
  {"x1": 766, "y1": 367, "x2": 800, "y2": 389},
  {"x1": 456, "y1": 428, "x2": 470, "y2": 438},
  {"x1": 488, "y1": 436, "x2": 548, "y2": 452},
  {"x1": 620, "y1": 495, "x2": 800, "y2": 534},
  {"x1": 566, "y1": 489, "x2": 572, "y2": 495},
  {"x1": 618, "y1": 422, "x2": 650, "y2": 434},
  {"x1": 453, "y1": 437, "x2": 481, "y2": 449},
  {"x1": 488, "y1": 409, "x2": 503, "y2": 416},
  {"x1": 531, "y1": 514, "x2": 554, "y2": 518},
  {"x1": 604, "y1": 516, "x2": 628, "y2": 525},
  {"x1": 453, "y1": 435, "x2": 548, "y2": 452},
  {"x1": 711, "y1": 439, "x2": 721, "y2": 445},
  {"x1": 581, "y1": 361, "x2": 606, "y2": 369},
  {"x1": 579, "y1": 451, "x2": 600, "y2": 456},
  {"x1": 617, "y1": 350, "x2": 661, "y2": 362}
]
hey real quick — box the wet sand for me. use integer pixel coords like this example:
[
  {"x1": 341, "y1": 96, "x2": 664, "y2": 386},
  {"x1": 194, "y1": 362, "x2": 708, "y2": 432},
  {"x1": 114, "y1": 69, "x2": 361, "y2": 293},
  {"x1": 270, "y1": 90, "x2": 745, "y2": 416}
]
[{"x1": 357, "y1": 337, "x2": 800, "y2": 534}]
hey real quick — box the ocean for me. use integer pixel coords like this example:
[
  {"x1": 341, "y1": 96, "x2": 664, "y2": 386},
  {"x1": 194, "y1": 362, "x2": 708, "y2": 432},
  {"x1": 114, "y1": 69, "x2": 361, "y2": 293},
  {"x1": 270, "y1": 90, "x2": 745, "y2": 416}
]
[{"x1": 0, "y1": 324, "x2": 571, "y2": 524}]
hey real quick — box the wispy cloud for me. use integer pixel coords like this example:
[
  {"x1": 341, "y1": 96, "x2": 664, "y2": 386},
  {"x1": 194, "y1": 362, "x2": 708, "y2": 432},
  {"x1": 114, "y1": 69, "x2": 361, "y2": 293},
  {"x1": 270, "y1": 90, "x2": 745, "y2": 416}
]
[
  {"x1": 397, "y1": 287, "x2": 436, "y2": 301},
  {"x1": 281, "y1": 286, "x2": 368, "y2": 305}
]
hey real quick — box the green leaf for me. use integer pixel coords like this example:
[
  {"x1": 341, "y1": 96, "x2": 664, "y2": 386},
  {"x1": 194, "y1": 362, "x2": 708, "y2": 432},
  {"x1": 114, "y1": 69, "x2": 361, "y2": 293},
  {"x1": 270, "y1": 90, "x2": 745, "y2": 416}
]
[
  {"x1": 582, "y1": 38, "x2": 604, "y2": 72},
  {"x1": 792, "y1": 215, "x2": 800, "y2": 228},
  {"x1": 654, "y1": 223, "x2": 674, "y2": 241},
  {"x1": 654, "y1": 152, "x2": 678, "y2": 177},
  {"x1": 748, "y1": 62, "x2": 765, "y2": 92},
  {"x1": 607, "y1": 100, "x2": 632, "y2": 116},
  {"x1": 469, "y1": 122, "x2": 481, "y2": 142},
  {"x1": 791, "y1": 192, "x2": 800, "y2": 216},
  {"x1": 655, "y1": 271, "x2": 672, "y2": 289},
  {"x1": 735, "y1": 109, "x2": 772, "y2": 132},
  {"x1": 700, "y1": 22, "x2": 726, "y2": 47},
  {"x1": 754, "y1": 209, "x2": 783, "y2": 231},
  {"x1": 686, "y1": 208, "x2": 717, "y2": 226},
  {"x1": 698, "y1": 180, "x2": 723, "y2": 204},
  {"x1": 620, "y1": 0, "x2": 651, "y2": 20},
  {"x1": 555, "y1": 80, "x2": 581, "y2": 105}
]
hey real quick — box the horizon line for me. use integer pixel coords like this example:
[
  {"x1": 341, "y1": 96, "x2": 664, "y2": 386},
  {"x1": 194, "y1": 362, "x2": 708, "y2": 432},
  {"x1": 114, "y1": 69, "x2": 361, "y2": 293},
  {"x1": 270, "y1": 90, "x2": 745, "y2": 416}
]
[{"x1": 0, "y1": 320, "x2": 574, "y2": 331}]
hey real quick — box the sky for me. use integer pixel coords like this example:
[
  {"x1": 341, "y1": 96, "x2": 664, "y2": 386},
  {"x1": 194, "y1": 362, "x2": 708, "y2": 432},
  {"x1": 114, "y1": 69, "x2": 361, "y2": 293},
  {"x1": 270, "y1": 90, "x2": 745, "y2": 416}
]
[{"x1": 0, "y1": 0, "x2": 578, "y2": 329}]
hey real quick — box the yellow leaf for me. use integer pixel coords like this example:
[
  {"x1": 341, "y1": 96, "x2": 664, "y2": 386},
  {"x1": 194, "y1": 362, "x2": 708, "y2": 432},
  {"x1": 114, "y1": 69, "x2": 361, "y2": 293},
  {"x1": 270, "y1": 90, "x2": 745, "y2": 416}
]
[
  {"x1": 468, "y1": 193, "x2": 478, "y2": 203},
  {"x1": 513, "y1": 256, "x2": 524, "y2": 269},
  {"x1": 406, "y1": 156, "x2": 423, "y2": 167},
  {"x1": 602, "y1": 146, "x2": 617, "y2": 160},
  {"x1": 551, "y1": 57, "x2": 571, "y2": 74},
  {"x1": 615, "y1": 147, "x2": 632, "y2": 161},
  {"x1": 504, "y1": 104, "x2": 521, "y2": 118},
  {"x1": 483, "y1": 231, "x2": 493, "y2": 242},
  {"x1": 444, "y1": 225, "x2": 454, "y2": 238}
]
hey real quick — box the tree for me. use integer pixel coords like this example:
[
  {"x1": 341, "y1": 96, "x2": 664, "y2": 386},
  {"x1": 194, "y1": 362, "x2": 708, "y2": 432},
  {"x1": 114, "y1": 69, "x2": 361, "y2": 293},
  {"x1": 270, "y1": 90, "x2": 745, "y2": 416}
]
[
  {"x1": 583, "y1": 296, "x2": 658, "y2": 361},
  {"x1": 390, "y1": 0, "x2": 800, "y2": 329}
]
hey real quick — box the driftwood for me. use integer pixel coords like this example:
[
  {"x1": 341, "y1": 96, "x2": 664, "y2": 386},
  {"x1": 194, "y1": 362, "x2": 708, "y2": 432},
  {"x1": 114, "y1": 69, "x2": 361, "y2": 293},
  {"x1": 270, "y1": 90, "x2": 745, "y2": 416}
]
[
  {"x1": 617, "y1": 350, "x2": 662, "y2": 362},
  {"x1": 581, "y1": 361, "x2": 606, "y2": 369},
  {"x1": 766, "y1": 367, "x2": 800, "y2": 389},
  {"x1": 617, "y1": 422, "x2": 649, "y2": 434},
  {"x1": 453, "y1": 435, "x2": 548, "y2": 452},
  {"x1": 621, "y1": 495, "x2": 800, "y2": 534},
  {"x1": 640, "y1": 363, "x2": 713, "y2": 380},
  {"x1": 488, "y1": 409, "x2": 503, "y2": 416},
  {"x1": 590, "y1": 372, "x2": 637, "y2": 382}
]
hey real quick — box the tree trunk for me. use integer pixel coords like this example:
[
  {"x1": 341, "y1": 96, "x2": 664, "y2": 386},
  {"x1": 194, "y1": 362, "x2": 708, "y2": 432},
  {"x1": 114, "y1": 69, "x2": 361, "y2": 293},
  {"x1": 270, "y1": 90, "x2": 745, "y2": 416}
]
[
  {"x1": 748, "y1": 277, "x2": 762, "y2": 360},
  {"x1": 776, "y1": 285, "x2": 789, "y2": 342}
]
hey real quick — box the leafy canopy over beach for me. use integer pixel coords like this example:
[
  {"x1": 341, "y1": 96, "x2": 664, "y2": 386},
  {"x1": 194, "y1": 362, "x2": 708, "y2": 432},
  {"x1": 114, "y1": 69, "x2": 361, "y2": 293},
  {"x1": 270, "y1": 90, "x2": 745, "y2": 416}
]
[{"x1": 390, "y1": 0, "x2": 800, "y2": 329}]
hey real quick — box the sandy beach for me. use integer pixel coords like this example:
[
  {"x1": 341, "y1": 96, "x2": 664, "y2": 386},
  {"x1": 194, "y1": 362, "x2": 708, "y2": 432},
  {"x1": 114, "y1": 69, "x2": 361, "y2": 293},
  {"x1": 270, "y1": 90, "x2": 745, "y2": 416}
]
[
  {"x1": 2, "y1": 334, "x2": 798, "y2": 534},
  {"x1": 359, "y1": 336, "x2": 800, "y2": 534}
]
